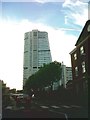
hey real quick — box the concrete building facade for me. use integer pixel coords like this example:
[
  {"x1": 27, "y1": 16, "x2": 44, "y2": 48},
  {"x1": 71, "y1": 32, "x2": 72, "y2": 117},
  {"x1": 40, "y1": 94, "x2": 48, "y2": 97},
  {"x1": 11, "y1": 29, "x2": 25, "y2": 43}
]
[
  {"x1": 52, "y1": 63, "x2": 72, "y2": 90},
  {"x1": 60, "y1": 63, "x2": 72, "y2": 88},
  {"x1": 23, "y1": 30, "x2": 52, "y2": 86}
]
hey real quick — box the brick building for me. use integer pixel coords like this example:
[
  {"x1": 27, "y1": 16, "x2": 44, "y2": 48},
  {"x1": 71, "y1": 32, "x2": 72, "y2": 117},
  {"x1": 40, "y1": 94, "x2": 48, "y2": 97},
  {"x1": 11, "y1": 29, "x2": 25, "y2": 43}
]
[{"x1": 70, "y1": 20, "x2": 90, "y2": 96}]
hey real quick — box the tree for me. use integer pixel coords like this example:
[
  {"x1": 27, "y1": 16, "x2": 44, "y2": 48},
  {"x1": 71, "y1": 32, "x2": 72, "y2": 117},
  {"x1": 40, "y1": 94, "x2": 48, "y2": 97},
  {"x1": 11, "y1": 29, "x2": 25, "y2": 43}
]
[
  {"x1": 24, "y1": 61, "x2": 62, "y2": 94},
  {"x1": 2, "y1": 81, "x2": 11, "y2": 109},
  {"x1": 41, "y1": 61, "x2": 62, "y2": 90}
]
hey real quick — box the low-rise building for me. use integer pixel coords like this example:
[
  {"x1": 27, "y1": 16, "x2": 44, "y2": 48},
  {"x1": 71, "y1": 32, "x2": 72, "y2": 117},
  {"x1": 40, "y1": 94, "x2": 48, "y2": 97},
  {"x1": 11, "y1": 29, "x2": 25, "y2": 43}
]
[{"x1": 70, "y1": 20, "x2": 90, "y2": 96}]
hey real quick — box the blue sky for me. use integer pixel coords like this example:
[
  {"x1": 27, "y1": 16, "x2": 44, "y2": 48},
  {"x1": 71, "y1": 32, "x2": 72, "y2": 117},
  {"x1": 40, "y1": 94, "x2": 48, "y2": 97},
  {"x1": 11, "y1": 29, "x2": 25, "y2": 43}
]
[
  {"x1": 2, "y1": 2, "x2": 68, "y2": 28},
  {"x1": 2, "y1": 2, "x2": 83, "y2": 35},
  {"x1": 0, "y1": 0, "x2": 89, "y2": 90}
]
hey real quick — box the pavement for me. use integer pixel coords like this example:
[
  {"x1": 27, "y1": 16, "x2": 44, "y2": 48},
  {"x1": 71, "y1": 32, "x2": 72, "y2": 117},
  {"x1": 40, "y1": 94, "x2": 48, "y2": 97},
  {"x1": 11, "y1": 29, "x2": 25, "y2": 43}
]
[
  {"x1": 2, "y1": 108, "x2": 67, "y2": 118},
  {"x1": 33, "y1": 100, "x2": 88, "y2": 118},
  {"x1": 2, "y1": 99, "x2": 88, "y2": 119}
]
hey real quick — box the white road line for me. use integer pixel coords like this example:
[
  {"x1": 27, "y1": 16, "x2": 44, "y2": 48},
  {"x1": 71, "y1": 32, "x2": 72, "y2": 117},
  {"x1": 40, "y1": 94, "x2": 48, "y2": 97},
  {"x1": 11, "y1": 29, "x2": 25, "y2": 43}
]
[
  {"x1": 5, "y1": 106, "x2": 13, "y2": 109},
  {"x1": 51, "y1": 106, "x2": 60, "y2": 108},
  {"x1": 65, "y1": 113, "x2": 68, "y2": 120},
  {"x1": 40, "y1": 106, "x2": 49, "y2": 108},
  {"x1": 49, "y1": 109, "x2": 68, "y2": 120},
  {"x1": 62, "y1": 105, "x2": 71, "y2": 108},
  {"x1": 19, "y1": 106, "x2": 25, "y2": 109},
  {"x1": 71, "y1": 105, "x2": 81, "y2": 108}
]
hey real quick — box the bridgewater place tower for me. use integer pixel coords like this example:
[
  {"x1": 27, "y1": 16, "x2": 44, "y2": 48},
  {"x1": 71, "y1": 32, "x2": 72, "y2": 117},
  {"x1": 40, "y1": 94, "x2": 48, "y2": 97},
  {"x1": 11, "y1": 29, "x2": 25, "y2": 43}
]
[{"x1": 23, "y1": 30, "x2": 52, "y2": 86}]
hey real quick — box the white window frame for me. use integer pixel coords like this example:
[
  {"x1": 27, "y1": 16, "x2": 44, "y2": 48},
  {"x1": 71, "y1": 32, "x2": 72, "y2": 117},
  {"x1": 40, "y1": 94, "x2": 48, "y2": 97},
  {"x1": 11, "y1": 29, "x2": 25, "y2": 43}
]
[
  {"x1": 82, "y1": 61, "x2": 86, "y2": 73},
  {"x1": 75, "y1": 66, "x2": 78, "y2": 76},
  {"x1": 74, "y1": 53, "x2": 77, "y2": 60},
  {"x1": 80, "y1": 46, "x2": 84, "y2": 55}
]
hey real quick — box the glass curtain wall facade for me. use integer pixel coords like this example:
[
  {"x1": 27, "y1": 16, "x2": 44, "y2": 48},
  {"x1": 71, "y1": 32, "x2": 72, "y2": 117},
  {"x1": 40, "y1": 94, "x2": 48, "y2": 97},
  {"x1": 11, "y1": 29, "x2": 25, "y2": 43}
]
[{"x1": 23, "y1": 30, "x2": 52, "y2": 86}]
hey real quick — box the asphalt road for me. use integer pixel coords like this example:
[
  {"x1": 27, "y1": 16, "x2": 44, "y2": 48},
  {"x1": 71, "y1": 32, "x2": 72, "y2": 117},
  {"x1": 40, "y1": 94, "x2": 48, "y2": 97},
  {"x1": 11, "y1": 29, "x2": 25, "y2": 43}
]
[
  {"x1": 2, "y1": 101, "x2": 88, "y2": 119},
  {"x1": 2, "y1": 109, "x2": 67, "y2": 118}
]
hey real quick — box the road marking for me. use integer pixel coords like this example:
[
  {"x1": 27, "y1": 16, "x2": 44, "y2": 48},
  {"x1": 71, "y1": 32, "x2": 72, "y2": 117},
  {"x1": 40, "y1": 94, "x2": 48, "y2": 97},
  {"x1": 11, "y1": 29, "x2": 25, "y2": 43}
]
[
  {"x1": 51, "y1": 106, "x2": 60, "y2": 108},
  {"x1": 49, "y1": 109, "x2": 68, "y2": 120},
  {"x1": 71, "y1": 105, "x2": 81, "y2": 108},
  {"x1": 5, "y1": 106, "x2": 13, "y2": 109},
  {"x1": 40, "y1": 106, "x2": 49, "y2": 108},
  {"x1": 65, "y1": 113, "x2": 68, "y2": 120},
  {"x1": 62, "y1": 105, "x2": 71, "y2": 108},
  {"x1": 19, "y1": 106, "x2": 25, "y2": 109}
]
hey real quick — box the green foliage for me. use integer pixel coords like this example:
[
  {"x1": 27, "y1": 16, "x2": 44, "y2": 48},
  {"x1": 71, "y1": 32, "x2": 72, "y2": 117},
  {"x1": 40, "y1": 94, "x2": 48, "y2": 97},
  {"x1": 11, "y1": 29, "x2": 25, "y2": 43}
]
[
  {"x1": 24, "y1": 61, "x2": 62, "y2": 93},
  {"x1": 2, "y1": 81, "x2": 11, "y2": 108}
]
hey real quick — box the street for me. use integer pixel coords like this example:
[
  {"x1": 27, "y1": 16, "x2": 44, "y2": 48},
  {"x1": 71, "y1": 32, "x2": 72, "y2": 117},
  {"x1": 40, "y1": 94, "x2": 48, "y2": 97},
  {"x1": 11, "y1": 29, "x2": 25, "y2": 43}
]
[
  {"x1": 2, "y1": 109, "x2": 67, "y2": 118},
  {"x1": 2, "y1": 100, "x2": 88, "y2": 119}
]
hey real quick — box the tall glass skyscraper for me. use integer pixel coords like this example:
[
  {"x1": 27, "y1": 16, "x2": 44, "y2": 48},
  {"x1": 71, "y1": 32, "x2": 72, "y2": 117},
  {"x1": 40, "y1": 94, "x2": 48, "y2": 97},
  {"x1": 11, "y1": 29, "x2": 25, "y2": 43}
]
[{"x1": 23, "y1": 30, "x2": 52, "y2": 86}]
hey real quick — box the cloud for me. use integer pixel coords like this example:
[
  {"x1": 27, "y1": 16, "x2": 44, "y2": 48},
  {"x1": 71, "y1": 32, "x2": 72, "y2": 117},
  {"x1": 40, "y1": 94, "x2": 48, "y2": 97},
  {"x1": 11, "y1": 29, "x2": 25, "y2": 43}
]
[
  {"x1": 60, "y1": 27, "x2": 81, "y2": 31},
  {"x1": 1, "y1": 0, "x2": 88, "y2": 89},
  {"x1": 0, "y1": 20, "x2": 24, "y2": 89},
  {"x1": 1, "y1": 0, "x2": 65, "y2": 2},
  {"x1": 1, "y1": 0, "x2": 34, "y2": 2},
  {"x1": 0, "y1": 2, "x2": 2, "y2": 19},
  {"x1": 1, "y1": 0, "x2": 89, "y2": 3},
  {"x1": 0, "y1": 19, "x2": 77, "y2": 89},
  {"x1": 63, "y1": 0, "x2": 88, "y2": 27},
  {"x1": 34, "y1": 0, "x2": 64, "y2": 3},
  {"x1": 64, "y1": 16, "x2": 68, "y2": 24}
]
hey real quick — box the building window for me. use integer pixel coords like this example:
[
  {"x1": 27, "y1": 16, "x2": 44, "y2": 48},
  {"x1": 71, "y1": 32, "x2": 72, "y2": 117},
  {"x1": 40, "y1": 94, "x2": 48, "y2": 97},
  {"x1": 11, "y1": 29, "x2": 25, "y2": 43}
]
[
  {"x1": 75, "y1": 67, "x2": 78, "y2": 76},
  {"x1": 33, "y1": 32, "x2": 37, "y2": 36},
  {"x1": 24, "y1": 33, "x2": 28, "y2": 39},
  {"x1": 74, "y1": 53, "x2": 77, "y2": 60},
  {"x1": 80, "y1": 46, "x2": 84, "y2": 55},
  {"x1": 24, "y1": 67, "x2": 28, "y2": 69},
  {"x1": 82, "y1": 61, "x2": 86, "y2": 73}
]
